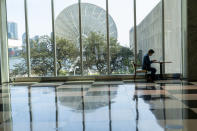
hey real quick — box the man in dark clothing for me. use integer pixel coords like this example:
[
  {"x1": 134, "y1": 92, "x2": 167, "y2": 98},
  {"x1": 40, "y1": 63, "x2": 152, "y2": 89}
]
[{"x1": 142, "y1": 49, "x2": 157, "y2": 81}]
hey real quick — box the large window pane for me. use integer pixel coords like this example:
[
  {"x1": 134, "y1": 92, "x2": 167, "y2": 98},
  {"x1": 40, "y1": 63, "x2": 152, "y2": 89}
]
[
  {"x1": 55, "y1": 0, "x2": 80, "y2": 76},
  {"x1": 164, "y1": 0, "x2": 182, "y2": 74},
  {"x1": 109, "y1": 0, "x2": 134, "y2": 74},
  {"x1": 81, "y1": 0, "x2": 107, "y2": 75},
  {"x1": 28, "y1": 0, "x2": 53, "y2": 76},
  {"x1": 6, "y1": 0, "x2": 27, "y2": 77},
  {"x1": 136, "y1": 0, "x2": 162, "y2": 72}
]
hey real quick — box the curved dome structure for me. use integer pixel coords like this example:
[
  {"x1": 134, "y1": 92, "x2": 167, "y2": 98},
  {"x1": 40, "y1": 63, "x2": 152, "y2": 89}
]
[{"x1": 55, "y1": 3, "x2": 118, "y2": 43}]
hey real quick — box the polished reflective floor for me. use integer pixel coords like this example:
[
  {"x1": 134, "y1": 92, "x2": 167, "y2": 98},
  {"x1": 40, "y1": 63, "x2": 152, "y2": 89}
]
[{"x1": 0, "y1": 80, "x2": 197, "y2": 131}]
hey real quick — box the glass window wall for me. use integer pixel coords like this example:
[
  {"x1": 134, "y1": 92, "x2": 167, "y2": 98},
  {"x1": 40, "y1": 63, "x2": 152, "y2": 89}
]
[
  {"x1": 81, "y1": 0, "x2": 107, "y2": 75},
  {"x1": 109, "y1": 0, "x2": 135, "y2": 74},
  {"x1": 6, "y1": 0, "x2": 184, "y2": 79},
  {"x1": 28, "y1": 0, "x2": 54, "y2": 77},
  {"x1": 136, "y1": 0, "x2": 162, "y2": 72},
  {"x1": 54, "y1": 0, "x2": 81, "y2": 76},
  {"x1": 6, "y1": 0, "x2": 27, "y2": 77}
]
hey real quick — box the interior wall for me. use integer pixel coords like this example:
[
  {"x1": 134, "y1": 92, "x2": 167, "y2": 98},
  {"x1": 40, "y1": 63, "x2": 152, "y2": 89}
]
[
  {"x1": 0, "y1": 0, "x2": 9, "y2": 83},
  {"x1": 187, "y1": 0, "x2": 197, "y2": 81}
]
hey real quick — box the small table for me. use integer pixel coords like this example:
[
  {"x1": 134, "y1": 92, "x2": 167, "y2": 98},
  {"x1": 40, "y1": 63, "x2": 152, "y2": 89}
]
[{"x1": 154, "y1": 61, "x2": 172, "y2": 79}]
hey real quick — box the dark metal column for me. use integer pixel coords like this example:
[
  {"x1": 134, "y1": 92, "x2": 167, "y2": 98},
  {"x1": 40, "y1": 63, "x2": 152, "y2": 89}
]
[
  {"x1": 161, "y1": 0, "x2": 165, "y2": 74},
  {"x1": 51, "y1": 0, "x2": 57, "y2": 77},
  {"x1": 79, "y1": 0, "x2": 83, "y2": 76},
  {"x1": 133, "y1": 0, "x2": 137, "y2": 63},
  {"x1": 24, "y1": 0, "x2": 31, "y2": 77},
  {"x1": 106, "y1": 0, "x2": 110, "y2": 75}
]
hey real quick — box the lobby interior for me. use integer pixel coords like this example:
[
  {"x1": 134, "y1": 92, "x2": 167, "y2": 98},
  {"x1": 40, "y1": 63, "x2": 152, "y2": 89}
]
[{"x1": 1, "y1": 0, "x2": 197, "y2": 131}]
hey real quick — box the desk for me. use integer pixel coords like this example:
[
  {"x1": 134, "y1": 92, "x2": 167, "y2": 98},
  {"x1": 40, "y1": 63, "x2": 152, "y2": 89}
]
[{"x1": 154, "y1": 61, "x2": 172, "y2": 79}]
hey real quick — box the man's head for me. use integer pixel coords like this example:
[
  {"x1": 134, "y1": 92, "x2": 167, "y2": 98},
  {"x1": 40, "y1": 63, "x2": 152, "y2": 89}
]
[{"x1": 148, "y1": 49, "x2": 155, "y2": 56}]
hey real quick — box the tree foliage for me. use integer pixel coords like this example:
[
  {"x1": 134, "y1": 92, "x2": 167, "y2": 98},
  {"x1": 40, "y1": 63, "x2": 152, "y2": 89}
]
[
  {"x1": 56, "y1": 37, "x2": 79, "y2": 75},
  {"x1": 11, "y1": 32, "x2": 134, "y2": 77}
]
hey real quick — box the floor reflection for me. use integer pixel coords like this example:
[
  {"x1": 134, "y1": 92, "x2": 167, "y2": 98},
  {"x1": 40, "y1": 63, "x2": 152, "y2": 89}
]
[{"x1": 0, "y1": 80, "x2": 197, "y2": 131}]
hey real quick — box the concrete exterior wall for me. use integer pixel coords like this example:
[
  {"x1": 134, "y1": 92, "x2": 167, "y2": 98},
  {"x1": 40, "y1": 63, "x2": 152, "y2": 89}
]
[
  {"x1": 164, "y1": 0, "x2": 182, "y2": 74},
  {"x1": 130, "y1": 0, "x2": 182, "y2": 74},
  {"x1": 137, "y1": 2, "x2": 162, "y2": 72},
  {"x1": 130, "y1": 2, "x2": 162, "y2": 72}
]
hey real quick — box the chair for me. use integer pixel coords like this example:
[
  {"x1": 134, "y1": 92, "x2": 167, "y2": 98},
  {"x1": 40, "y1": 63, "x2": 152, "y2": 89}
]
[{"x1": 131, "y1": 61, "x2": 148, "y2": 81}]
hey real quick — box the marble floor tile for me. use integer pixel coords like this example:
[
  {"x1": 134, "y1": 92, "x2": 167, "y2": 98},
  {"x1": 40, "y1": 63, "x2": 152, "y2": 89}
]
[
  {"x1": 0, "y1": 80, "x2": 196, "y2": 130},
  {"x1": 134, "y1": 90, "x2": 168, "y2": 95},
  {"x1": 57, "y1": 84, "x2": 91, "y2": 89},
  {"x1": 144, "y1": 99, "x2": 188, "y2": 109},
  {"x1": 162, "y1": 85, "x2": 197, "y2": 90},
  {"x1": 31, "y1": 82, "x2": 64, "y2": 87},
  {"x1": 191, "y1": 108, "x2": 197, "y2": 113},
  {"x1": 173, "y1": 94, "x2": 197, "y2": 100},
  {"x1": 190, "y1": 82, "x2": 197, "y2": 85},
  {"x1": 93, "y1": 81, "x2": 124, "y2": 85}
]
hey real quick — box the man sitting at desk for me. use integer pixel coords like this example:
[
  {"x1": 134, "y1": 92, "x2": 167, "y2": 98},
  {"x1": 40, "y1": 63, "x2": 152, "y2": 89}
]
[{"x1": 142, "y1": 49, "x2": 157, "y2": 81}]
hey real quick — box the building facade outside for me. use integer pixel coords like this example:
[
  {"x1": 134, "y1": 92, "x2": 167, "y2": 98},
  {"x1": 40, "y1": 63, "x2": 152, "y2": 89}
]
[
  {"x1": 130, "y1": 2, "x2": 162, "y2": 72},
  {"x1": 7, "y1": 22, "x2": 23, "y2": 57},
  {"x1": 130, "y1": 0, "x2": 182, "y2": 74},
  {"x1": 7, "y1": 22, "x2": 18, "y2": 40}
]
